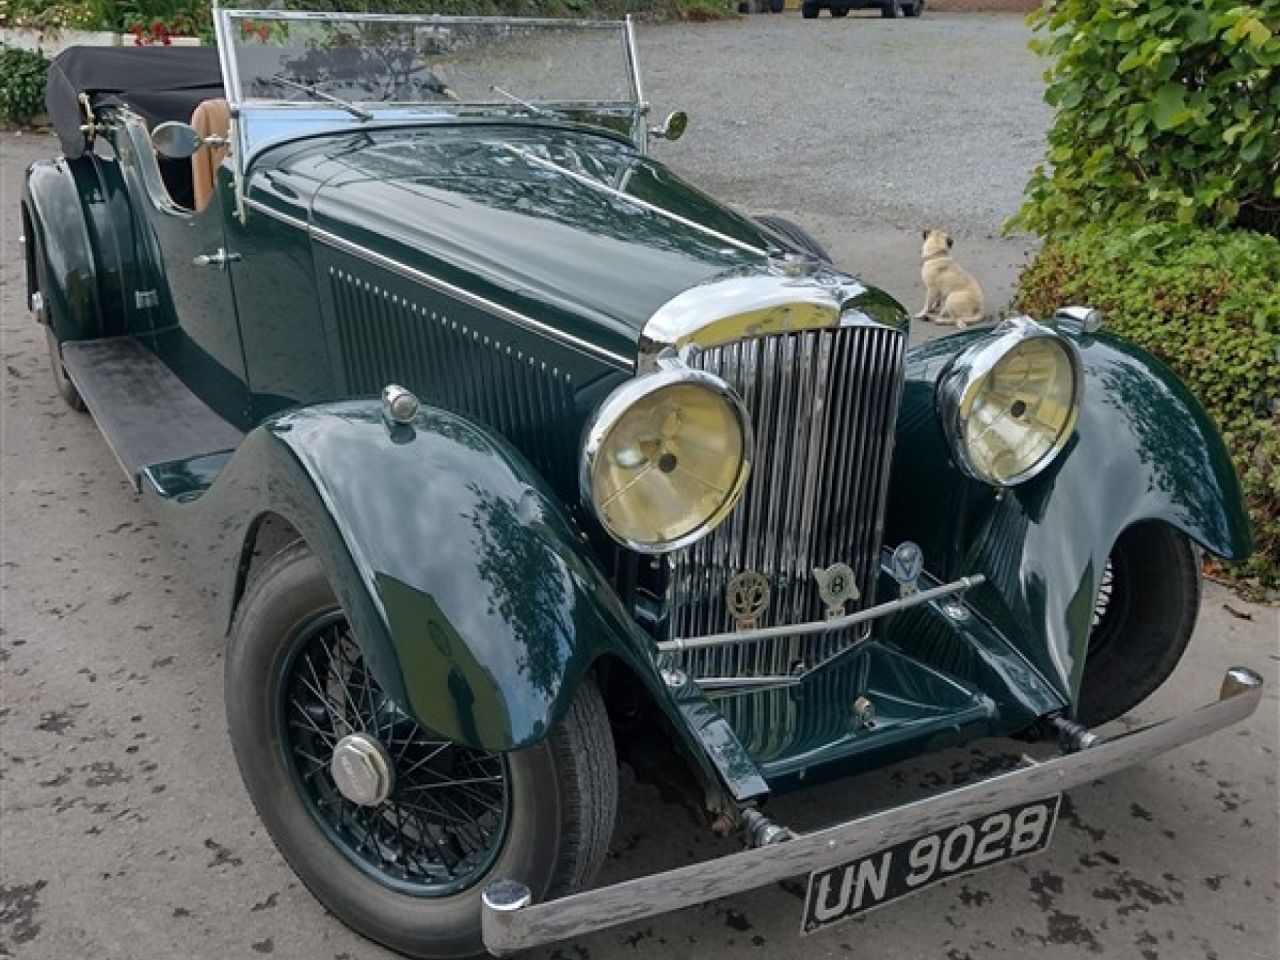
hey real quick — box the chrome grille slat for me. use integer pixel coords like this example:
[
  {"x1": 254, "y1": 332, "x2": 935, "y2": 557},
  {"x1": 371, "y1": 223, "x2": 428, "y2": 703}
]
[{"x1": 666, "y1": 324, "x2": 906, "y2": 680}]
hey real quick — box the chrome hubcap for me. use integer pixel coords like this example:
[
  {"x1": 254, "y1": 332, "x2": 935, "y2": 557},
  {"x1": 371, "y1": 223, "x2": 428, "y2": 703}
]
[{"x1": 330, "y1": 732, "x2": 394, "y2": 807}]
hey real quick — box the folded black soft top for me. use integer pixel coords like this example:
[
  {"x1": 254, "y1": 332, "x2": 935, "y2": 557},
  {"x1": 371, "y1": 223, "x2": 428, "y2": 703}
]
[{"x1": 47, "y1": 45, "x2": 224, "y2": 158}]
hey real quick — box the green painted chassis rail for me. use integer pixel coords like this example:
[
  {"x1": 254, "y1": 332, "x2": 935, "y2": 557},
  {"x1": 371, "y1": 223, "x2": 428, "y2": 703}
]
[{"x1": 480, "y1": 668, "x2": 1264, "y2": 955}]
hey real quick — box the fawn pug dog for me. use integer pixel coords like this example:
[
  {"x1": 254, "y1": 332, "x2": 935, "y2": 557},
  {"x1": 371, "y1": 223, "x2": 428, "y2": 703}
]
[{"x1": 916, "y1": 229, "x2": 984, "y2": 328}]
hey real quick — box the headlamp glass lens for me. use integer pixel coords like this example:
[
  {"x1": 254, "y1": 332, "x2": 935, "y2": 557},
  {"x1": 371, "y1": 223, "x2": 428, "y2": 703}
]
[
  {"x1": 962, "y1": 337, "x2": 1078, "y2": 484},
  {"x1": 591, "y1": 380, "x2": 747, "y2": 549}
]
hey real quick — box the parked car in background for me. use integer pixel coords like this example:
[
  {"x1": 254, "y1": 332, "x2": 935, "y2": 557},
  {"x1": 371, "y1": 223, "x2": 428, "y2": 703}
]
[
  {"x1": 803, "y1": 0, "x2": 924, "y2": 19},
  {"x1": 22, "y1": 7, "x2": 1261, "y2": 958}
]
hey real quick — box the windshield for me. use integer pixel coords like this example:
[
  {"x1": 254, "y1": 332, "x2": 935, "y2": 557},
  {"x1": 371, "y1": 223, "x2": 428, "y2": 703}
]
[{"x1": 216, "y1": 9, "x2": 639, "y2": 113}]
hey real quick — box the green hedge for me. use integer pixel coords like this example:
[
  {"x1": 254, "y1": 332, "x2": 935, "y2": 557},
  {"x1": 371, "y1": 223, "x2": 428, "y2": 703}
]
[
  {"x1": 1012, "y1": 0, "x2": 1279, "y2": 237},
  {"x1": 0, "y1": 44, "x2": 49, "y2": 125},
  {"x1": 1015, "y1": 223, "x2": 1280, "y2": 591}
]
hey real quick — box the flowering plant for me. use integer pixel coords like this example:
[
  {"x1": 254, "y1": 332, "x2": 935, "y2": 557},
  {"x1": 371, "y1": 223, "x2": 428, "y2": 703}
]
[
  {"x1": 124, "y1": 10, "x2": 196, "y2": 44},
  {"x1": 239, "y1": 18, "x2": 273, "y2": 43}
]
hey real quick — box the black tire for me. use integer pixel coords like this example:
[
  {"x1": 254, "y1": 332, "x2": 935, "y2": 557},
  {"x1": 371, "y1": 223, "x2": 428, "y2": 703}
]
[
  {"x1": 881, "y1": 0, "x2": 902, "y2": 16},
  {"x1": 45, "y1": 325, "x2": 85, "y2": 412},
  {"x1": 1078, "y1": 523, "x2": 1201, "y2": 727},
  {"x1": 801, "y1": 2, "x2": 819, "y2": 17},
  {"x1": 754, "y1": 214, "x2": 833, "y2": 263},
  {"x1": 903, "y1": 0, "x2": 923, "y2": 15},
  {"x1": 769, "y1": 0, "x2": 785, "y2": 12},
  {"x1": 226, "y1": 544, "x2": 617, "y2": 959}
]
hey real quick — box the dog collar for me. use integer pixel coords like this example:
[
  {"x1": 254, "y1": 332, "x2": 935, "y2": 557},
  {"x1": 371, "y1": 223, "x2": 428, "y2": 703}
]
[{"x1": 922, "y1": 250, "x2": 950, "y2": 262}]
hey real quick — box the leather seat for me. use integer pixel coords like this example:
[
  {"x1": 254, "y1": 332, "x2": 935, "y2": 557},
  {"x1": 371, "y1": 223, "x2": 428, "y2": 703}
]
[{"x1": 190, "y1": 98, "x2": 231, "y2": 212}]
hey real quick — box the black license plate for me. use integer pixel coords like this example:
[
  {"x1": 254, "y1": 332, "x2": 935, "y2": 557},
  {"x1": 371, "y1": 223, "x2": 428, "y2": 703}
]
[{"x1": 802, "y1": 795, "x2": 1061, "y2": 933}]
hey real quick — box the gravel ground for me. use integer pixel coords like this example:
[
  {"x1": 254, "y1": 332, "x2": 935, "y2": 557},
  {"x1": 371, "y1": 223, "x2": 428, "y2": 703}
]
[
  {"x1": 641, "y1": 12, "x2": 1052, "y2": 320},
  {"x1": 641, "y1": 13, "x2": 1050, "y2": 233}
]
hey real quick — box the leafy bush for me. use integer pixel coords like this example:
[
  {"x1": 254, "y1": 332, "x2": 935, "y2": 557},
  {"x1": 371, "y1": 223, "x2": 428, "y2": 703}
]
[
  {"x1": 0, "y1": 43, "x2": 48, "y2": 125},
  {"x1": 1013, "y1": 1, "x2": 1280, "y2": 237},
  {"x1": 1015, "y1": 223, "x2": 1280, "y2": 590}
]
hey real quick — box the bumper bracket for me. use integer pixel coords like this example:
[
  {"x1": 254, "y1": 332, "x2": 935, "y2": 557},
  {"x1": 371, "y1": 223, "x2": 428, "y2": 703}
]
[{"x1": 482, "y1": 667, "x2": 1263, "y2": 956}]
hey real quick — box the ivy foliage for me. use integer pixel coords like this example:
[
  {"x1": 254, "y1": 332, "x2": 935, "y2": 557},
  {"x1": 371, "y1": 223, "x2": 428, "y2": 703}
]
[
  {"x1": 1015, "y1": 223, "x2": 1280, "y2": 589},
  {"x1": 0, "y1": 43, "x2": 49, "y2": 124},
  {"x1": 1012, "y1": 1, "x2": 1280, "y2": 236}
]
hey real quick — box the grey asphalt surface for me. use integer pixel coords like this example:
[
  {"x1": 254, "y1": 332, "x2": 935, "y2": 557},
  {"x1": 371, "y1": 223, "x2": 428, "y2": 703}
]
[{"x1": 2, "y1": 12, "x2": 1278, "y2": 960}]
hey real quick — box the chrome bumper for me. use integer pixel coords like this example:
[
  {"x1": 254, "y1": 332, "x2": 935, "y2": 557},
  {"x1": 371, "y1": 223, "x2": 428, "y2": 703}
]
[{"x1": 482, "y1": 667, "x2": 1263, "y2": 955}]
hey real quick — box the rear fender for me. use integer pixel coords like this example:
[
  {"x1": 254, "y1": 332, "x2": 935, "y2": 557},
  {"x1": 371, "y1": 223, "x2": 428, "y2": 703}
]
[
  {"x1": 150, "y1": 400, "x2": 680, "y2": 754},
  {"x1": 23, "y1": 154, "x2": 144, "y2": 341},
  {"x1": 886, "y1": 328, "x2": 1251, "y2": 704}
]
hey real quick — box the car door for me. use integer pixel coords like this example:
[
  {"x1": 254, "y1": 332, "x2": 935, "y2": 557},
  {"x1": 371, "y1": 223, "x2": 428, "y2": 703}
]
[{"x1": 120, "y1": 113, "x2": 250, "y2": 429}]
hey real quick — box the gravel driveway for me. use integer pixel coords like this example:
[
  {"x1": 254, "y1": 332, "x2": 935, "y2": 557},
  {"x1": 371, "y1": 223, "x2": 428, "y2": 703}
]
[
  {"x1": 640, "y1": 13, "x2": 1052, "y2": 318},
  {"x1": 3, "y1": 13, "x2": 1277, "y2": 960}
]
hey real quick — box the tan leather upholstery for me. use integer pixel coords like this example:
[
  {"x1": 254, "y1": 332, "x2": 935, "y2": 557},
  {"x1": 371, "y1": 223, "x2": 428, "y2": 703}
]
[{"x1": 190, "y1": 98, "x2": 231, "y2": 213}]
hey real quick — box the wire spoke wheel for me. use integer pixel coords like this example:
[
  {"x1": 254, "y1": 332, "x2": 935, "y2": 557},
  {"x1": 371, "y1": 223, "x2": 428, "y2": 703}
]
[
  {"x1": 227, "y1": 543, "x2": 617, "y2": 958},
  {"x1": 279, "y1": 616, "x2": 508, "y2": 896}
]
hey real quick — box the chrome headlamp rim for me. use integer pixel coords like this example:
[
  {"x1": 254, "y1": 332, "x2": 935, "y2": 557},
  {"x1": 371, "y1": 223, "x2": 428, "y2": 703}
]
[
  {"x1": 937, "y1": 317, "x2": 1084, "y2": 488},
  {"x1": 580, "y1": 365, "x2": 753, "y2": 554}
]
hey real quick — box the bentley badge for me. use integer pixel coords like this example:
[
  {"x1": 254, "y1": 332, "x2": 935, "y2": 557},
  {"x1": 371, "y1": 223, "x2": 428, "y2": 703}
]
[{"x1": 813, "y1": 562, "x2": 858, "y2": 620}]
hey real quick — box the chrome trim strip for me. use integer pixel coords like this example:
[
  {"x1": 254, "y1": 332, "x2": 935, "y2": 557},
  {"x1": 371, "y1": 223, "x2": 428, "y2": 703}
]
[
  {"x1": 212, "y1": 6, "x2": 249, "y2": 222},
  {"x1": 311, "y1": 227, "x2": 635, "y2": 370},
  {"x1": 697, "y1": 676, "x2": 800, "y2": 691},
  {"x1": 625, "y1": 15, "x2": 645, "y2": 109},
  {"x1": 657, "y1": 576, "x2": 985, "y2": 654},
  {"x1": 639, "y1": 273, "x2": 884, "y2": 369},
  {"x1": 505, "y1": 145, "x2": 768, "y2": 257},
  {"x1": 243, "y1": 197, "x2": 308, "y2": 232},
  {"x1": 226, "y1": 8, "x2": 626, "y2": 27},
  {"x1": 623, "y1": 15, "x2": 648, "y2": 151},
  {"x1": 482, "y1": 667, "x2": 1264, "y2": 955}
]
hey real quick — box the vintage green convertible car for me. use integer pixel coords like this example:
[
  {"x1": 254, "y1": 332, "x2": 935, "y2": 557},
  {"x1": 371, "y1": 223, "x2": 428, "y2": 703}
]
[{"x1": 21, "y1": 7, "x2": 1263, "y2": 958}]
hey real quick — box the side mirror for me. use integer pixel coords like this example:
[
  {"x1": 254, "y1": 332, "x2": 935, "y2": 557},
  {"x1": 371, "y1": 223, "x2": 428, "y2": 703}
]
[
  {"x1": 650, "y1": 111, "x2": 688, "y2": 142},
  {"x1": 152, "y1": 121, "x2": 227, "y2": 159}
]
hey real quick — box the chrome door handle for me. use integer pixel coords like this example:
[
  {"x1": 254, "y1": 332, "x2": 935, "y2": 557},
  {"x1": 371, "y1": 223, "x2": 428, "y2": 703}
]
[{"x1": 192, "y1": 248, "x2": 241, "y2": 269}]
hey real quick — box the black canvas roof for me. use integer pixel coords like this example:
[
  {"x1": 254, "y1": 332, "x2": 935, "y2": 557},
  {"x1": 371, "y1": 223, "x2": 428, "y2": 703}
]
[{"x1": 47, "y1": 46, "x2": 224, "y2": 158}]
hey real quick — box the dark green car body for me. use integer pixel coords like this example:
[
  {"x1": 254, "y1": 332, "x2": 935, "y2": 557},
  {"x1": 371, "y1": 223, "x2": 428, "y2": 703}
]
[{"x1": 21, "y1": 11, "x2": 1256, "y2": 956}]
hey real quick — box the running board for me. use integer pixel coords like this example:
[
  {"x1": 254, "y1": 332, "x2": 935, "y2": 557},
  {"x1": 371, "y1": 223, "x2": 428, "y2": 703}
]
[{"x1": 61, "y1": 338, "x2": 243, "y2": 491}]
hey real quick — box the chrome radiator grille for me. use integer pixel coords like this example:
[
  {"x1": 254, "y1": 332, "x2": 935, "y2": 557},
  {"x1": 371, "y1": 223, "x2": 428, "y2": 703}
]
[{"x1": 663, "y1": 323, "x2": 906, "y2": 680}]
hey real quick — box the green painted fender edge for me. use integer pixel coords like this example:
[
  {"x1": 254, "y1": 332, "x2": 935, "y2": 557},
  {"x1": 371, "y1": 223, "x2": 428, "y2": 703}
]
[
  {"x1": 886, "y1": 327, "x2": 1252, "y2": 706},
  {"x1": 147, "y1": 399, "x2": 693, "y2": 758},
  {"x1": 23, "y1": 154, "x2": 137, "y2": 342}
]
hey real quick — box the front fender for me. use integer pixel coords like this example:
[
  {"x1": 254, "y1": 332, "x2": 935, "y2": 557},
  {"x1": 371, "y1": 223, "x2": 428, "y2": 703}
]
[
  {"x1": 152, "y1": 400, "x2": 669, "y2": 753},
  {"x1": 886, "y1": 328, "x2": 1251, "y2": 705}
]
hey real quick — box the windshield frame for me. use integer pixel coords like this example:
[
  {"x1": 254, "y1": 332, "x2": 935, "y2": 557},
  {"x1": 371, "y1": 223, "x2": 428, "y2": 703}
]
[
  {"x1": 212, "y1": 8, "x2": 649, "y2": 222},
  {"x1": 214, "y1": 10, "x2": 645, "y2": 130}
]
